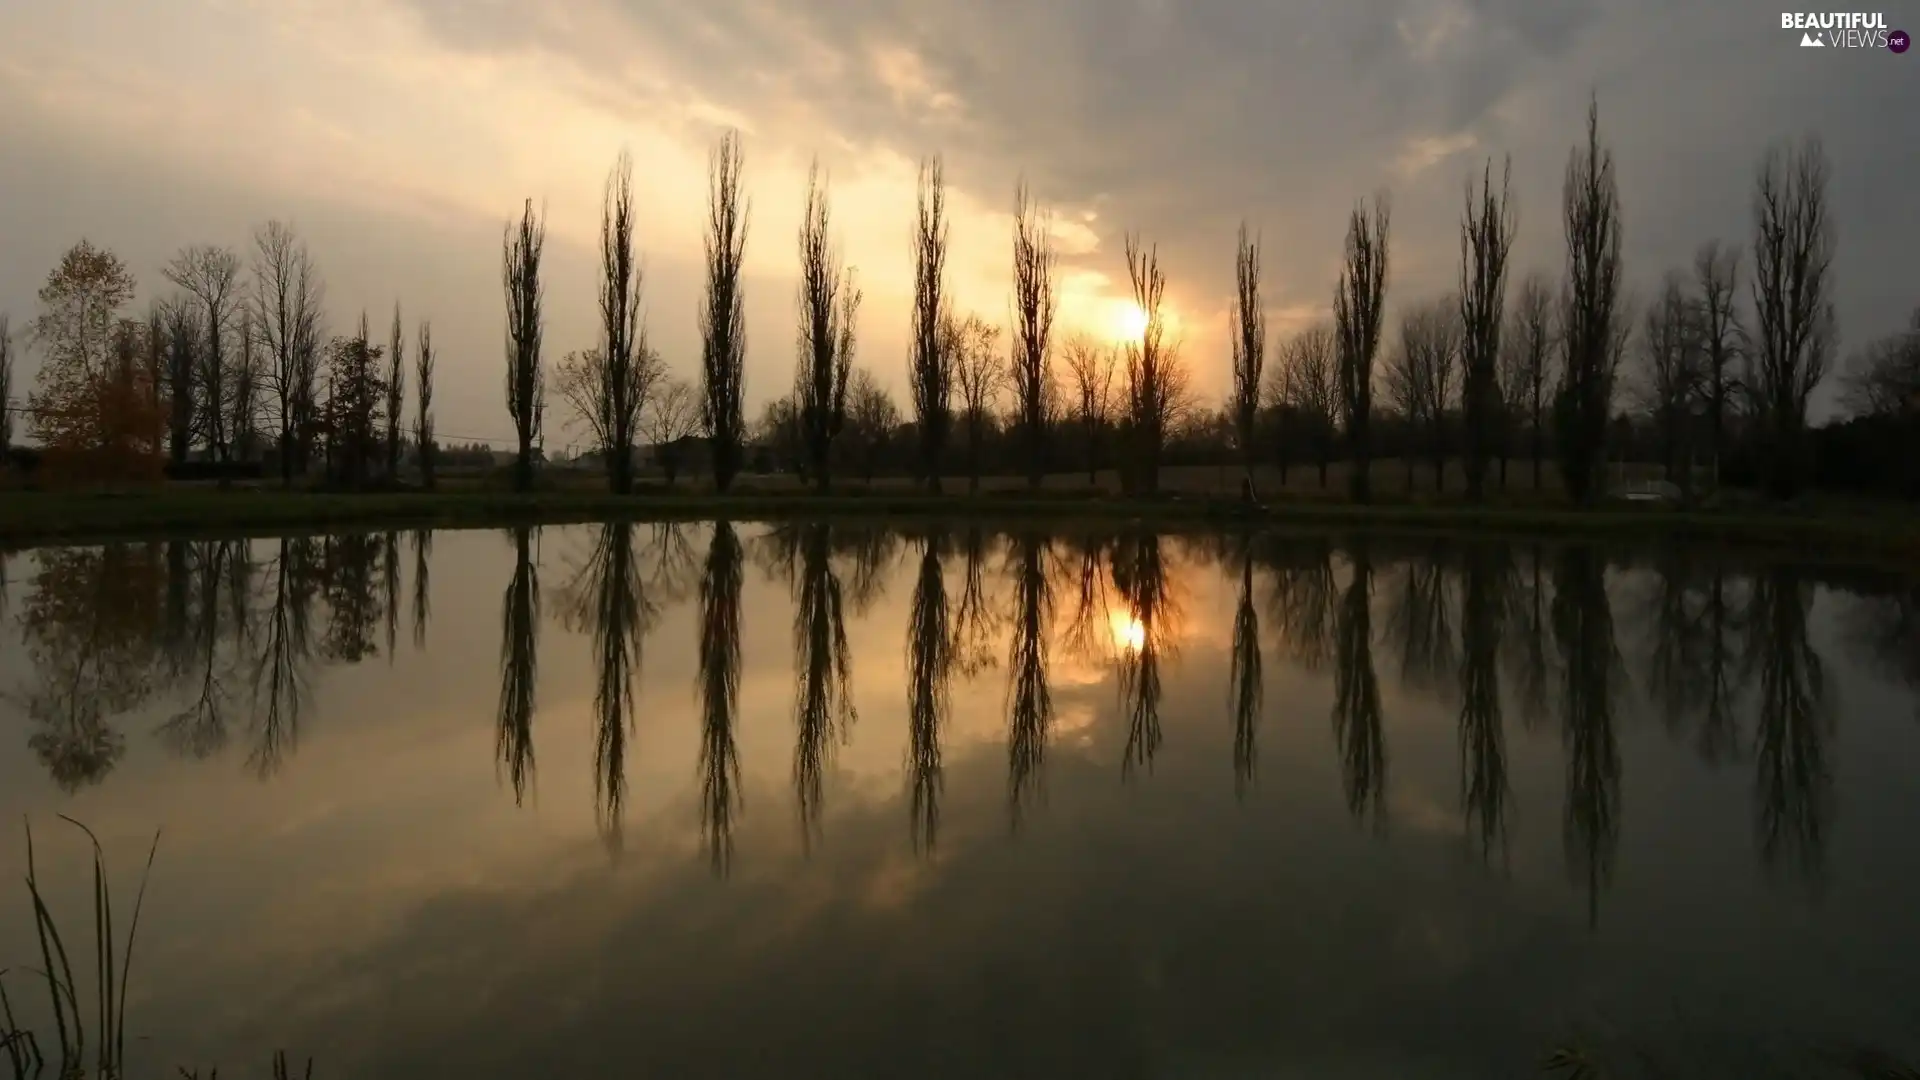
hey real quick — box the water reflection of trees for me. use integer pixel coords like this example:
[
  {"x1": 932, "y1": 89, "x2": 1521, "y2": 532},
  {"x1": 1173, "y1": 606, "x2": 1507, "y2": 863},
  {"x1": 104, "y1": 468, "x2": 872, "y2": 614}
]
[
  {"x1": 1503, "y1": 543, "x2": 1555, "y2": 732},
  {"x1": 12, "y1": 533, "x2": 392, "y2": 791},
  {"x1": 1457, "y1": 542, "x2": 1511, "y2": 860},
  {"x1": 1747, "y1": 566, "x2": 1832, "y2": 890},
  {"x1": 697, "y1": 521, "x2": 745, "y2": 875},
  {"x1": 1006, "y1": 528, "x2": 1054, "y2": 823},
  {"x1": 497, "y1": 526, "x2": 540, "y2": 808},
  {"x1": 156, "y1": 540, "x2": 250, "y2": 759},
  {"x1": 1111, "y1": 530, "x2": 1177, "y2": 778},
  {"x1": 1060, "y1": 532, "x2": 1116, "y2": 667},
  {"x1": 250, "y1": 536, "x2": 319, "y2": 777},
  {"x1": 557, "y1": 522, "x2": 661, "y2": 853},
  {"x1": 791, "y1": 522, "x2": 856, "y2": 846},
  {"x1": 320, "y1": 533, "x2": 385, "y2": 664},
  {"x1": 1385, "y1": 547, "x2": 1457, "y2": 702},
  {"x1": 950, "y1": 525, "x2": 1000, "y2": 679},
  {"x1": 1632, "y1": 551, "x2": 1750, "y2": 760},
  {"x1": 905, "y1": 527, "x2": 952, "y2": 852},
  {"x1": 1228, "y1": 534, "x2": 1262, "y2": 798},
  {"x1": 4, "y1": 521, "x2": 1869, "y2": 901},
  {"x1": 14, "y1": 545, "x2": 165, "y2": 790},
  {"x1": 1841, "y1": 582, "x2": 1919, "y2": 720},
  {"x1": 1552, "y1": 544, "x2": 1623, "y2": 928},
  {"x1": 1332, "y1": 541, "x2": 1386, "y2": 827},
  {"x1": 410, "y1": 529, "x2": 432, "y2": 651}
]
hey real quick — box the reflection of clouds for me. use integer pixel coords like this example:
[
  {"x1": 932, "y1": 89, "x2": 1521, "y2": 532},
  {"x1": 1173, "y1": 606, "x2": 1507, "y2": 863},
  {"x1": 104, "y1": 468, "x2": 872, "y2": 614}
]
[{"x1": 1050, "y1": 699, "x2": 1101, "y2": 746}]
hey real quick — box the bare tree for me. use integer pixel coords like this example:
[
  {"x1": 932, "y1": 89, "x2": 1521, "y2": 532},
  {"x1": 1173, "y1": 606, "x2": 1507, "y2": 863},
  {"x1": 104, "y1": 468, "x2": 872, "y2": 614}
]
[
  {"x1": 1122, "y1": 235, "x2": 1188, "y2": 493},
  {"x1": 143, "y1": 304, "x2": 166, "y2": 418},
  {"x1": 1335, "y1": 195, "x2": 1391, "y2": 502},
  {"x1": 292, "y1": 305, "x2": 322, "y2": 475},
  {"x1": 233, "y1": 310, "x2": 259, "y2": 461},
  {"x1": 1504, "y1": 271, "x2": 1557, "y2": 489},
  {"x1": 587, "y1": 150, "x2": 648, "y2": 494},
  {"x1": 252, "y1": 221, "x2": 323, "y2": 485},
  {"x1": 795, "y1": 161, "x2": 861, "y2": 492},
  {"x1": 1693, "y1": 240, "x2": 1743, "y2": 485},
  {"x1": 1384, "y1": 299, "x2": 1458, "y2": 490},
  {"x1": 909, "y1": 155, "x2": 953, "y2": 491},
  {"x1": 165, "y1": 244, "x2": 243, "y2": 469},
  {"x1": 161, "y1": 298, "x2": 200, "y2": 467},
  {"x1": 1459, "y1": 157, "x2": 1517, "y2": 500},
  {"x1": 1062, "y1": 333, "x2": 1116, "y2": 486},
  {"x1": 1230, "y1": 223, "x2": 1266, "y2": 494},
  {"x1": 1495, "y1": 306, "x2": 1531, "y2": 489},
  {"x1": 1383, "y1": 337, "x2": 1422, "y2": 486},
  {"x1": 1840, "y1": 307, "x2": 1920, "y2": 418},
  {"x1": 1557, "y1": 98, "x2": 1627, "y2": 504},
  {"x1": 0, "y1": 313, "x2": 14, "y2": 449},
  {"x1": 1749, "y1": 137, "x2": 1836, "y2": 499},
  {"x1": 558, "y1": 342, "x2": 664, "y2": 484},
  {"x1": 949, "y1": 312, "x2": 1004, "y2": 492},
  {"x1": 1638, "y1": 272, "x2": 1703, "y2": 495},
  {"x1": 701, "y1": 131, "x2": 750, "y2": 492},
  {"x1": 845, "y1": 367, "x2": 899, "y2": 482},
  {"x1": 415, "y1": 321, "x2": 436, "y2": 488},
  {"x1": 503, "y1": 198, "x2": 546, "y2": 492},
  {"x1": 1279, "y1": 323, "x2": 1338, "y2": 488},
  {"x1": 385, "y1": 303, "x2": 406, "y2": 481},
  {"x1": 1010, "y1": 181, "x2": 1057, "y2": 489},
  {"x1": 1836, "y1": 311, "x2": 1920, "y2": 500},
  {"x1": 642, "y1": 376, "x2": 702, "y2": 486}
]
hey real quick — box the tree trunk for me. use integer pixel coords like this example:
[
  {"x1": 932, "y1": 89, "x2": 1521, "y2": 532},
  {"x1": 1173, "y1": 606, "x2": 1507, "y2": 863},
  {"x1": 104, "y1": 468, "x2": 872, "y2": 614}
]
[
  {"x1": 610, "y1": 446, "x2": 630, "y2": 495},
  {"x1": 1027, "y1": 423, "x2": 1044, "y2": 492},
  {"x1": 514, "y1": 443, "x2": 534, "y2": 493},
  {"x1": 1349, "y1": 427, "x2": 1372, "y2": 503}
]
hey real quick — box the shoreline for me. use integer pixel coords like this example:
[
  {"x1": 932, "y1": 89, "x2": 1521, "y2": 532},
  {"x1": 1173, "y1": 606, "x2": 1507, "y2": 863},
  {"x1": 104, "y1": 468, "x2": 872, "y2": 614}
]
[{"x1": 1, "y1": 487, "x2": 1916, "y2": 564}]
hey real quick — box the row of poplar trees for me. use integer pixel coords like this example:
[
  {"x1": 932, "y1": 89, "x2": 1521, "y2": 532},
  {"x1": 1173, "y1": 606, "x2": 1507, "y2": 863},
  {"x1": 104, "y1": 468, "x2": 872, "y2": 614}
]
[
  {"x1": 501, "y1": 98, "x2": 1838, "y2": 503},
  {"x1": 495, "y1": 138, "x2": 1085, "y2": 495},
  {"x1": 1222, "y1": 99, "x2": 1840, "y2": 504}
]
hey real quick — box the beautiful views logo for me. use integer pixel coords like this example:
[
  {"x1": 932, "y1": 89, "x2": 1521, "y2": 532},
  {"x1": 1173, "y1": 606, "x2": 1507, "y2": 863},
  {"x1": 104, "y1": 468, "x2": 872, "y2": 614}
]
[{"x1": 1780, "y1": 11, "x2": 1908, "y2": 48}]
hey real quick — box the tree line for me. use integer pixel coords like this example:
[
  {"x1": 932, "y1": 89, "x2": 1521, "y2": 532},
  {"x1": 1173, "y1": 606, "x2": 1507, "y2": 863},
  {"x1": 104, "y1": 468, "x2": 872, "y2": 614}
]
[{"x1": 2, "y1": 98, "x2": 1911, "y2": 499}]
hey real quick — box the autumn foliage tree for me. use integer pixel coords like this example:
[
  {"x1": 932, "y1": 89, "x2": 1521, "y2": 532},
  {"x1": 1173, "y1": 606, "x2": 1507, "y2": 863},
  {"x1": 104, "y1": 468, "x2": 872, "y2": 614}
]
[{"x1": 26, "y1": 241, "x2": 164, "y2": 484}]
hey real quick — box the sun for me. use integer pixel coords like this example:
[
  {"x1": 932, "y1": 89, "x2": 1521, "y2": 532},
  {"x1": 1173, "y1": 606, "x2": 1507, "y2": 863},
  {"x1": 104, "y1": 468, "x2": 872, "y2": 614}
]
[
  {"x1": 1109, "y1": 609, "x2": 1146, "y2": 653},
  {"x1": 1110, "y1": 301, "x2": 1150, "y2": 343}
]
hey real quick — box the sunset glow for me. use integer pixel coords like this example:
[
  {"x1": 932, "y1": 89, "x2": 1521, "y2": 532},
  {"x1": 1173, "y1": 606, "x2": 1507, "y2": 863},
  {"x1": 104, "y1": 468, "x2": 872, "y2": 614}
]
[{"x1": 1109, "y1": 609, "x2": 1146, "y2": 653}]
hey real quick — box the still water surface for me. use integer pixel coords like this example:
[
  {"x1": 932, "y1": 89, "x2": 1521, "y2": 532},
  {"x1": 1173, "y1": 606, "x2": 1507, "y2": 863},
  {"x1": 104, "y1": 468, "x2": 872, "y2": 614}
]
[{"x1": 1, "y1": 522, "x2": 1917, "y2": 1077}]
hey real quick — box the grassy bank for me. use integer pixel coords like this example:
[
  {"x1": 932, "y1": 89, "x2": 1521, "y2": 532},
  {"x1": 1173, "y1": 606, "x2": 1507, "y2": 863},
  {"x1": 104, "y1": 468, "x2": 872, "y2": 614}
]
[{"x1": 1, "y1": 486, "x2": 1918, "y2": 561}]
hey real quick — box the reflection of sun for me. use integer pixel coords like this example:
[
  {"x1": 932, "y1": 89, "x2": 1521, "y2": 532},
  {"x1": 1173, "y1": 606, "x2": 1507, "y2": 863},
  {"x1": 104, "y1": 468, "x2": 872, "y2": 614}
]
[{"x1": 1109, "y1": 609, "x2": 1146, "y2": 653}]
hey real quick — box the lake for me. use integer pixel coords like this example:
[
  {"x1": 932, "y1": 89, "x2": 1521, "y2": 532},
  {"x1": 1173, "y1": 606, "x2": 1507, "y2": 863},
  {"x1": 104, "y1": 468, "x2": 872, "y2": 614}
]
[{"x1": 1, "y1": 522, "x2": 1917, "y2": 1078}]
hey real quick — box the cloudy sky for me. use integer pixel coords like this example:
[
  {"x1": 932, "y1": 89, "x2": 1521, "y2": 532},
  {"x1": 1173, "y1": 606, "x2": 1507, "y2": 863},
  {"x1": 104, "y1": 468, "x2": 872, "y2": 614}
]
[{"x1": 0, "y1": 0, "x2": 1912, "y2": 445}]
